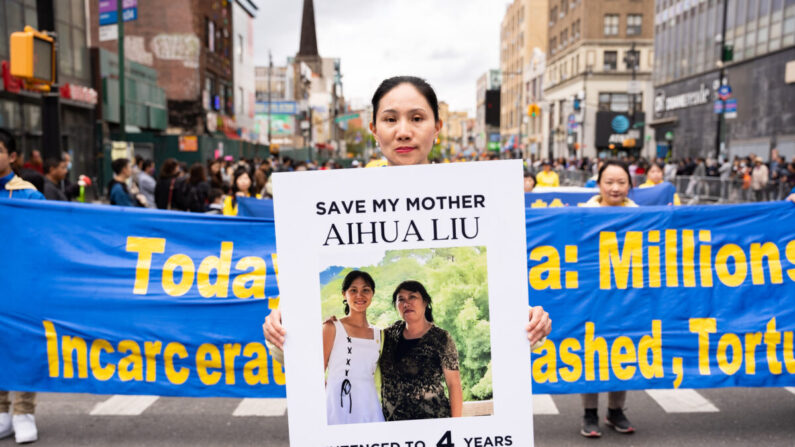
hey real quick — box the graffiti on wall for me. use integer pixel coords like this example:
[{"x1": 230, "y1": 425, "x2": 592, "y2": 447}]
[
  {"x1": 125, "y1": 36, "x2": 153, "y2": 66},
  {"x1": 151, "y1": 34, "x2": 201, "y2": 68}
]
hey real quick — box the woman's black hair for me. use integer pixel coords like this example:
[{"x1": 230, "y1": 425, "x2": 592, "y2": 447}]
[
  {"x1": 648, "y1": 161, "x2": 665, "y2": 172},
  {"x1": 341, "y1": 270, "x2": 375, "y2": 315},
  {"x1": 391, "y1": 280, "x2": 434, "y2": 322},
  {"x1": 597, "y1": 159, "x2": 632, "y2": 187},
  {"x1": 371, "y1": 76, "x2": 439, "y2": 125}
]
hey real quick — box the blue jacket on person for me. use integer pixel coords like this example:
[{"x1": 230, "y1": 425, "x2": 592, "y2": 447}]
[
  {"x1": 109, "y1": 181, "x2": 133, "y2": 206},
  {"x1": 0, "y1": 172, "x2": 45, "y2": 200}
]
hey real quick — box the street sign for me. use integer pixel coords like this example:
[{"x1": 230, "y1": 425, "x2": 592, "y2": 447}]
[
  {"x1": 627, "y1": 80, "x2": 642, "y2": 94},
  {"x1": 717, "y1": 84, "x2": 732, "y2": 101},
  {"x1": 99, "y1": 25, "x2": 118, "y2": 42},
  {"x1": 713, "y1": 100, "x2": 724, "y2": 114},
  {"x1": 99, "y1": 0, "x2": 138, "y2": 26},
  {"x1": 724, "y1": 98, "x2": 737, "y2": 119},
  {"x1": 333, "y1": 113, "x2": 359, "y2": 123}
]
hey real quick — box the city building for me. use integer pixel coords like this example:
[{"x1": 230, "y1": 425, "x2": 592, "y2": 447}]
[
  {"x1": 475, "y1": 69, "x2": 502, "y2": 151},
  {"x1": 543, "y1": 0, "x2": 656, "y2": 160},
  {"x1": 254, "y1": 64, "x2": 297, "y2": 147},
  {"x1": 0, "y1": 0, "x2": 99, "y2": 182},
  {"x1": 91, "y1": 0, "x2": 237, "y2": 137},
  {"x1": 651, "y1": 0, "x2": 795, "y2": 161},
  {"x1": 500, "y1": 0, "x2": 548, "y2": 155},
  {"x1": 524, "y1": 48, "x2": 548, "y2": 159},
  {"x1": 233, "y1": 0, "x2": 258, "y2": 142}
]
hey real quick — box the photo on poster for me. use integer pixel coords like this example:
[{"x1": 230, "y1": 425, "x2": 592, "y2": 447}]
[{"x1": 318, "y1": 246, "x2": 493, "y2": 426}]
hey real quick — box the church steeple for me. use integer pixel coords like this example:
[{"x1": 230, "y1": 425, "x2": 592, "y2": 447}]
[{"x1": 295, "y1": 0, "x2": 322, "y2": 73}]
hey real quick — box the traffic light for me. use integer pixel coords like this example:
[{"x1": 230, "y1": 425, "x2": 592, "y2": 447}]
[
  {"x1": 573, "y1": 98, "x2": 581, "y2": 111},
  {"x1": 527, "y1": 104, "x2": 541, "y2": 117},
  {"x1": 722, "y1": 44, "x2": 734, "y2": 62},
  {"x1": 10, "y1": 26, "x2": 55, "y2": 85}
]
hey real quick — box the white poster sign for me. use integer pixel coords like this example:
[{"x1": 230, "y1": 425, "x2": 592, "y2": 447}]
[{"x1": 273, "y1": 161, "x2": 534, "y2": 447}]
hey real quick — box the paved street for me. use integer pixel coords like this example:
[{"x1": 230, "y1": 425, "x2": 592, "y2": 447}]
[{"x1": 4, "y1": 387, "x2": 794, "y2": 446}]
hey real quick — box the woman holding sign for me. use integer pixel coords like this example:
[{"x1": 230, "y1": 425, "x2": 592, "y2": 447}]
[
  {"x1": 263, "y1": 75, "x2": 552, "y2": 414},
  {"x1": 579, "y1": 160, "x2": 637, "y2": 437}
]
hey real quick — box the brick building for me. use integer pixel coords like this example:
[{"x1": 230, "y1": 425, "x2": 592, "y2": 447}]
[{"x1": 89, "y1": 0, "x2": 236, "y2": 136}]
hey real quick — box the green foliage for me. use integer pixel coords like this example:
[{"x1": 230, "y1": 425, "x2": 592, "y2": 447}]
[{"x1": 319, "y1": 247, "x2": 492, "y2": 401}]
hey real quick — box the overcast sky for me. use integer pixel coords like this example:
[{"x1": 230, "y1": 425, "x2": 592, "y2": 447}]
[{"x1": 252, "y1": 1, "x2": 508, "y2": 115}]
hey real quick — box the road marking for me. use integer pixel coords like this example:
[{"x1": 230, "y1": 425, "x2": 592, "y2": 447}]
[
  {"x1": 532, "y1": 394, "x2": 560, "y2": 415},
  {"x1": 90, "y1": 395, "x2": 159, "y2": 416},
  {"x1": 645, "y1": 389, "x2": 718, "y2": 413},
  {"x1": 233, "y1": 398, "x2": 288, "y2": 417},
  {"x1": 785, "y1": 387, "x2": 795, "y2": 396}
]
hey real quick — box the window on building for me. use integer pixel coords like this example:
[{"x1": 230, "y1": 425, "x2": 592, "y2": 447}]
[
  {"x1": 561, "y1": 0, "x2": 568, "y2": 15},
  {"x1": 604, "y1": 14, "x2": 620, "y2": 36},
  {"x1": 238, "y1": 34, "x2": 244, "y2": 62},
  {"x1": 603, "y1": 51, "x2": 618, "y2": 70},
  {"x1": 627, "y1": 14, "x2": 643, "y2": 35},
  {"x1": 562, "y1": 29, "x2": 568, "y2": 46},
  {"x1": 206, "y1": 18, "x2": 215, "y2": 51},
  {"x1": 550, "y1": 37, "x2": 557, "y2": 54},
  {"x1": 598, "y1": 92, "x2": 643, "y2": 113},
  {"x1": 551, "y1": 6, "x2": 558, "y2": 26}
]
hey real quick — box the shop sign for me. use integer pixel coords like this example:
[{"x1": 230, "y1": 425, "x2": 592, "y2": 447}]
[
  {"x1": 60, "y1": 83, "x2": 98, "y2": 105},
  {"x1": 179, "y1": 136, "x2": 198, "y2": 152},
  {"x1": 654, "y1": 83, "x2": 710, "y2": 115},
  {"x1": 595, "y1": 112, "x2": 645, "y2": 149}
]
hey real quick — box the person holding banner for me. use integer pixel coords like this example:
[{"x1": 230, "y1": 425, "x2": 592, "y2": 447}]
[
  {"x1": 0, "y1": 129, "x2": 41, "y2": 443},
  {"x1": 579, "y1": 160, "x2": 636, "y2": 437},
  {"x1": 639, "y1": 162, "x2": 680, "y2": 205},
  {"x1": 223, "y1": 167, "x2": 258, "y2": 216}
]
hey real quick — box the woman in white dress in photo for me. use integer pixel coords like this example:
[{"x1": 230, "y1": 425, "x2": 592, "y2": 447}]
[{"x1": 323, "y1": 270, "x2": 385, "y2": 425}]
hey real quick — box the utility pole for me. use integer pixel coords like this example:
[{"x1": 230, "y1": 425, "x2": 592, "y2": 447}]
[
  {"x1": 117, "y1": 0, "x2": 126, "y2": 142},
  {"x1": 36, "y1": 0, "x2": 61, "y2": 160},
  {"x1": 714, "y1": 0, "x2": 729, "y2": 160},
  {"x1": 267, "y1": 50, "x2": 272, "y2": 149}
]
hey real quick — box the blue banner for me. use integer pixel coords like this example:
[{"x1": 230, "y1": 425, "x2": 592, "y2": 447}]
[
  {"x1": 526, "y1": 183, "x2": 676, "y2": 208},
  {"x1": 1, "y1": 198, "x2": 793, "y2": 396},
  {"x1": 0, "y1": 200, "x2": 282, "y2": 397},
  {"x1": 527, "y1": 201, "x2": 795, "y2": 392}
]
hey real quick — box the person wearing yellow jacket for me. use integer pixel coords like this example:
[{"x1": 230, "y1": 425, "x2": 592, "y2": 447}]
[
  {"x1": 223, "y1": 167, "x2": 261, "y2": 216},
  {"x1": 579, "y1": 160, "x2": 636, "y2": 438},
  {"x1": 535, "y1": 161, "x2": 560, "y2": 187},
  {"x1": 638, "y1": 162, "x2": 681, "y2": 205}
]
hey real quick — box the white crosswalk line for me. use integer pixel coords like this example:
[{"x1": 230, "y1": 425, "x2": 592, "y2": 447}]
[
  {"x1": 233, "y1": 398, "x2": 288, "y2": 417},
  {"x1": 532, "y1": 394, "x2": 560, "y2": 415},
  {"x1": 785, "y1": 387, "x2": 795, "y2": 396},
  {"x1": 89, "y1": 395, "x2": 160, "y2": 416},
  {"x1": 645, "y1": 389, "x2": 718, "y2": 413}
]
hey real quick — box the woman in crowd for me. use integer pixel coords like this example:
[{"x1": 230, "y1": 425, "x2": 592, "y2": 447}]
[
  {"x1": 524, "y1": 171, "x2": 536, "y2": 193},
  {"x1": 181, "y1": 162, "x2": 211, "y2": 212},
  {"x1": 579, "y1": 160, "x2": 636, "y2": 437},
  {"x1": 222, "y1": 166, "x2": 257, "y2": 216},
  {"x1": 208, "y1": 159, "x2": 224, "y2": 189},
  {"x1": 324, "y1": 271, "x2": 385, "y2": 425},
  {"x1": 639, "y1": 162, "x2": 681, "y2": 205},
  {"x1": 154, "y1": 158, "x2": 180, "y2": 210},
  {"x1": 379, "y1": 280, "x2": 462, "y2": 421}
]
